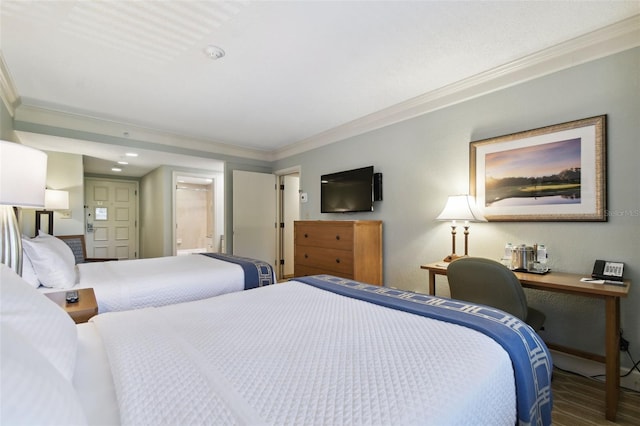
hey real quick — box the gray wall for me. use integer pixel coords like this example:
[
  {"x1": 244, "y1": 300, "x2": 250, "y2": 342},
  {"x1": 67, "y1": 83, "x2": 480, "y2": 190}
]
[
  {"x1": 274, "y1": 48, "x2": 640, "y2": 367},
  {"x1": 139, "y1": 167, "x2": 169, "y2": 258}
]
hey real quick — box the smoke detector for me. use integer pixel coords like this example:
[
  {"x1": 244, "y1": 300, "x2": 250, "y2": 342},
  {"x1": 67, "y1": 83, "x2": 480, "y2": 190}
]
[{"x1": 204, "y1": 45, "x2": 225, "y2": 60}]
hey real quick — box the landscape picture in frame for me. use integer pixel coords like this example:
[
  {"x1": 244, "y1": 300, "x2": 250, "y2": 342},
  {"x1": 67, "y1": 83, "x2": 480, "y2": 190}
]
[{"x1": 469, "y1": 115, "x2": 606, "y2": 222}]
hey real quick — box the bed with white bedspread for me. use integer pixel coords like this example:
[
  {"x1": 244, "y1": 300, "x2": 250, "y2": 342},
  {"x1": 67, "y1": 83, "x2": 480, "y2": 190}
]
[
  {"x1": 1, "y1": 265, "x2": 553, "y2": 426},
  {"x1": 73, "y1": 253, "x2": 275, "y2": 312},
  {"x1": 23, "y1": 233, "x2": 274, "y2": 313}
]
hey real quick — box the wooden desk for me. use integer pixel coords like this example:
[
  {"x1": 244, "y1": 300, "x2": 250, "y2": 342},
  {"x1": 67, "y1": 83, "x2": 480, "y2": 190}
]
[
  {"x1": 420, "y1": 261, "x2": 630, "y2": 422},
  {"x1": 45, "y1": 288, "x2": 98, "y2": 324}
]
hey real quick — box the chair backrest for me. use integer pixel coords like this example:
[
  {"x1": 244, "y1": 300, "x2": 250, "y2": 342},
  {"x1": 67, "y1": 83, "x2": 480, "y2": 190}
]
[
  {"x1": 447, "y1": 257, "x2": 529, "y2": 321},
  {"x1": 56, "y1": 235, "x2": 87, "y2": 264}
]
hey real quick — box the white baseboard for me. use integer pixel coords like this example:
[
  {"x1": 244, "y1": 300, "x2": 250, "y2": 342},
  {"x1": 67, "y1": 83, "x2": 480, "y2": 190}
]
[
  {"x1": 551, "y1": 350, "x2": 640, "y2": 392},
  {"x1": 621, "y1": 370, "x2": 640, "y2": 393}
]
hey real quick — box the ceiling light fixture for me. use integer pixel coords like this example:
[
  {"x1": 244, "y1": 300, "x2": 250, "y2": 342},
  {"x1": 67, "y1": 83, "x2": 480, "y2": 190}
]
[
  {"x1": 204, "y1": 45, "x2": 225, "y2": 60},
  {"x1": 125, "y1": 152, "x2": 138, "y2": 157},
  {"x1": 117, "y1": 161, "x2": 129, "y2": 165},
  {"x1": 111, "y1": 167, "x2": 122, "y2": 172}
]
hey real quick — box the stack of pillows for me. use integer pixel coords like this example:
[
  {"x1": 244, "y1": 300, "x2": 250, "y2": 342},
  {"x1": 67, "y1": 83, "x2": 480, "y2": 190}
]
[
  {"x1": 21, "y1": 231, "x2": 77, "y2": 289},
  {"x1": 0, "y1": 263, "x2": 88, "y2": 425}
]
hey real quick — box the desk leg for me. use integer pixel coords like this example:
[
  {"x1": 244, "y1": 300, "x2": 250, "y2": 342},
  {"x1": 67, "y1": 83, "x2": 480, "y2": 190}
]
[
  {"x1": 428, "y1": 271, "x2": 436, "y2": 296},
  {"x1": 604, "y1": 296, "x2": 620, "y2": 421}
]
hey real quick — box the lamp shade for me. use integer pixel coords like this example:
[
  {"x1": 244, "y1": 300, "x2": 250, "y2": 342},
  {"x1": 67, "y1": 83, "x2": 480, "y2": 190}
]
[
  {"x1": 0, "y1": 141, "x2": 47, "y2": 207},
  {"x1": 436, "y1": 195, "x2": 486, "y2": 222},
  {"x1": 44, "y1": 189, "x2": 69, "y2": 210},
  {"x1": 1, "y1": 140, "x2": 47, "y2": 275}
]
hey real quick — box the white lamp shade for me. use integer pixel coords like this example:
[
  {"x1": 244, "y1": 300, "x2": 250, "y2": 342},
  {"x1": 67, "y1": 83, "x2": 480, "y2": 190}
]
[
  {"x1": 436, "y1": 194, "x2": 486, "y2": 222},
  {"x1": 44, "y1": 189, "x2": 69, "y2": 210},
  {"x1": 0, "y1": 141, "x2": 47, "y2": 207}
]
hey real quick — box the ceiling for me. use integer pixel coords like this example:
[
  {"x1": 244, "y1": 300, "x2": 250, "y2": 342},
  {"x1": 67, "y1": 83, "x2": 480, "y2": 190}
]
[{"x1": 1, "y1": 1, "x2": 639, "y2": 177}]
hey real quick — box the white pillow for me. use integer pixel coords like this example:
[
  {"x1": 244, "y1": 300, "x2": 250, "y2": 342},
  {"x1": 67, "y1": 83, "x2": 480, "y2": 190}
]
[
  {"x1": 22, "y1": 232, "x2": 76, "y2": 288},
  {"x1": 20, "y1": 245, "x2": 41, "y2": 288},
  {"x1": 0, "y1": 263, "x2": 78, "y2": 380},
  {"x1": 1, "y1": 323, "x2": 87, "y2": 426}
]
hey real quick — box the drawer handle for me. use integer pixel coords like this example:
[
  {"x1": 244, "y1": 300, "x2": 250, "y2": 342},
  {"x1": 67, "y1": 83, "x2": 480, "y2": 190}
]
[
  {"x1": 304, "y1": 253, "x2": 308, "y2": 259},
  {"x1": 304, "y1": 233, "x2": 308, "y2": 238},
  {"x1": 335, "y1": 258, "x2": 340, "y2": 264},
  {"x1": 335, "y1": 235, "x2": 340, "y2": 240}
]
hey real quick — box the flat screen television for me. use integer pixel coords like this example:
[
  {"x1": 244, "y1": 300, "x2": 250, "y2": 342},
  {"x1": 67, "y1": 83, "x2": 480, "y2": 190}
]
[{"x1": 321, "y1": 166, "x2": 374, "y2": 213}]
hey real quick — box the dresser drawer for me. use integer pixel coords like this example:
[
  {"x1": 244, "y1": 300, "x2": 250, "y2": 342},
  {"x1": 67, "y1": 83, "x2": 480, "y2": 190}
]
[
  {"x1": 293, "y1": 220, "x2": 382, "y2": 286},
  {"x1": 295, "y1": 223, "x2": 353, "y2": 250},
  {"x1": 294, "y1": 246, "x2": 354, "y2": 275}
]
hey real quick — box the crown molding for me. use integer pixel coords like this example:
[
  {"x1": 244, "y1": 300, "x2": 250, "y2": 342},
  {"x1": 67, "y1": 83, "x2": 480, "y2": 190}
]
[
  {"x1": 273, "y1": 15, "x2": 640, "y2": 161},
  {"x1": 0, "y1": 52, "x2": 19, "y2": 117},
  {"x1": 13, "y1": 103, "x2": 272, "y2": 162}
]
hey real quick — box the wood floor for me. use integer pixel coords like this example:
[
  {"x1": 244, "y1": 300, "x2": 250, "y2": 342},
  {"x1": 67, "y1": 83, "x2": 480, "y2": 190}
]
[{"x1": 552, "y1": 368, "x2": 640, "y2": 425}]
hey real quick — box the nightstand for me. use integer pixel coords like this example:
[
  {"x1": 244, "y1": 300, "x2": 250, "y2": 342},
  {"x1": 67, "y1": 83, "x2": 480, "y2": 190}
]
[{"x1": 45, "y1": 288, "x2": 98, "y2": 324}]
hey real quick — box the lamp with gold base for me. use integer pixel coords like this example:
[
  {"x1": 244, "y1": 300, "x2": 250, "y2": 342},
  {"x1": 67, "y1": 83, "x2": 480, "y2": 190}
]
[{"x1": 436, "y1": 194, "x2": 486, "y2": 262}]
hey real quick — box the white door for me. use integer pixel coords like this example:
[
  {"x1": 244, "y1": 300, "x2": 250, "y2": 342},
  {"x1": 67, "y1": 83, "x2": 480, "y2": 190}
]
[
  {"x1": 232, "y1": 170, "x2": 276, "y2": 265},
  {"x1": 84, "y1": 179, "x2": 138, "y2": 259}
]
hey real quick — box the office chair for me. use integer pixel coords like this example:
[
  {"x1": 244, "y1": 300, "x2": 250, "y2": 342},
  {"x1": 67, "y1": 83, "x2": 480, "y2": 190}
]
[
  {"x1": 447, "y1": 257, "x2": 545, "y2": 331},
  {"x1": 56, "y1": 235, "x2": 117, "y2": 264}
]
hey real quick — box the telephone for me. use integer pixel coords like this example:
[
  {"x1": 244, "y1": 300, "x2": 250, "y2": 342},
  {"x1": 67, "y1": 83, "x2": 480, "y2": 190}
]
[{"x1": 592, "y1": 260, "x2": 625, "y2": 281}]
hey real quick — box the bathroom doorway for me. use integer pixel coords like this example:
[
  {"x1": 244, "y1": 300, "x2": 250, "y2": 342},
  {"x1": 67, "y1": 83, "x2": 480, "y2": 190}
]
[{"x1": 174, "y1": 174, "x2": 221, "y2": 255}]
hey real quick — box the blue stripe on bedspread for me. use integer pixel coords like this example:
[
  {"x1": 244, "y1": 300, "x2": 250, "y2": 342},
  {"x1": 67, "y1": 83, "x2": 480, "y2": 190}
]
[
  {"x1": 200, "y1": 253, "x2": 275, "y2": 289},
  {"x1": 295, "y1": 274, "x2": 553, "y2": 426}
]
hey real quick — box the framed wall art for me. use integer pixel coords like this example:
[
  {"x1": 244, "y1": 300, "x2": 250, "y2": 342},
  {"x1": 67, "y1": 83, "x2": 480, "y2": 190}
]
[{"x1": 469, "y1": 115, "x2": 606, "y2": 222}]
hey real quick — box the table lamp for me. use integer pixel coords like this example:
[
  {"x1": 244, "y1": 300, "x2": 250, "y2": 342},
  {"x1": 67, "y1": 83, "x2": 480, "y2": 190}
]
[
  {"x1": 436, "y1": 194, "x2": 486, "y2": 262},
  {"x1": 36, "y1": 189, "x2": 69, "y2": 235},
  {"x1": 0, "y1": 141, "x2": 47, "y2": 275}
]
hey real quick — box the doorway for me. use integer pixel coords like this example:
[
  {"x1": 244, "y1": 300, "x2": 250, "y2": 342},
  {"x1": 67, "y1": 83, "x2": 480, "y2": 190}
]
[
  {"x1": 84, "y1": 178, "x2": 139, "y2": 259},
  {"x1": 174, "y1": 173, "x2": 223, "y2": 255},
  {"x1": 276, "y1": 167, "x2": 300, "y2": 280}
]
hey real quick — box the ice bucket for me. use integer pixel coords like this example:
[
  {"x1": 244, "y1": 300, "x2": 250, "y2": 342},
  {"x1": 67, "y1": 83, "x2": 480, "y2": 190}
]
[{"x1": 511, "y1": 245, "x2": 534, "y2": 271}]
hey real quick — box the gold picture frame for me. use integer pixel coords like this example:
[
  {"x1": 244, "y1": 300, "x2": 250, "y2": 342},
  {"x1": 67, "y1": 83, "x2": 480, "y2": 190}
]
[{"x1": 470, "y1": 115, "x2": 606, "y2": 222}]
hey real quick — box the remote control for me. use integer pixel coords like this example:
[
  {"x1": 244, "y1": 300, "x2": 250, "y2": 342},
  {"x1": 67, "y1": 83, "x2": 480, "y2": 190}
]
[{"x1": 65, "y1": 290, "x2": 79, "y2": 303}]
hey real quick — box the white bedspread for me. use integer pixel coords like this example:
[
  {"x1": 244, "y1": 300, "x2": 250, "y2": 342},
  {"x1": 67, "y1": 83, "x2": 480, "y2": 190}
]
[
  {"x1": 73, "y1": 323, "x2": 120, "y2": 425},
  {"x1": 91, "y1": 280, "x2": 516, "y2": 425},
  {"x1": 72, "y1": 255, "x2": 243, "y2": 312}
]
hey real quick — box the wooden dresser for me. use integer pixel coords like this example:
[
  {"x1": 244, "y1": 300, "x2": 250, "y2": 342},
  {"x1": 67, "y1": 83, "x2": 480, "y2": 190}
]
[{"x1": 294, "y1": 220, "x2": 382, "y2": 285}]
